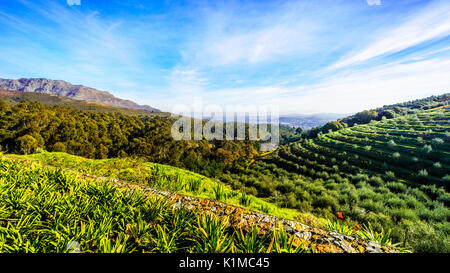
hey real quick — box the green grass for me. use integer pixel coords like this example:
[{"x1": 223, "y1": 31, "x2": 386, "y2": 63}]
[
  {"x1": 6, "y1": 151, "x2": 307, "y2": 223},
  {"x1": 0, "y1": 156, "x2": 315, "y2": 253}
]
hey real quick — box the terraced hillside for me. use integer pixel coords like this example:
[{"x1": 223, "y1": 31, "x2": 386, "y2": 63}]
[
  {"x1": 0, "y1": 154, "x2": 399, "y2": 253},
  {"x1": 225, "y1": 107, "x2": 449, "y2": 252},
  {"x1": 280, "y1": 107, "x2": 449, "y2": 188}
]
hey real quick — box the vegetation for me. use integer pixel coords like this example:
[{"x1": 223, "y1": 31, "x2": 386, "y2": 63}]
[
  {"x1": 0, "y1": 93, "x2": 449, "y2": 253},
  {"x1": 7, "y1": 152, "x2": 302, "y2": 221},
  {"x1": 0, "y1": 156, "x2": 312, "y2": 253},
  {"x1": 0, "y1": 99, "x2": 257, "y2": 178},
  {"x1": 219, "y1": 107, "x2": 450, "y2": 252},
  {"x1": 306, "y1": 93, "x2": 449, "y2": 138}
]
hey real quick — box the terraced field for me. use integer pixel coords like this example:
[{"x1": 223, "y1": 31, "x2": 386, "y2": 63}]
[
  {"x1": 223, "y1": 107, "x2": 449, "y2": 252},
  {"x1": 275, "y1": 107, "x2": 449, "y2": 188}
]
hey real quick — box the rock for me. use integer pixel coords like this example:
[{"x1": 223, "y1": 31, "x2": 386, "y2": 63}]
[
  {"x1": 329, "y1": 232, "x2": 345, "y2": 241},
  {"x1": 335, "y1": 240, "x2": 356, "y2": 253},
  {"x1": 366, "y1": 242, "x2": 382, "y2": 253},
  {"x1": 344, "y1": 235, "x2": 355, "y2": 242},
  {"x1": 294, "y1": 231, "x2": 312, "y2": 241}
]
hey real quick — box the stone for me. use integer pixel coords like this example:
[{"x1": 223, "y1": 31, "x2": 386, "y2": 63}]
[
  {"x1": 294, "y1": 231, "x2": 312, "y2": 241},
  {"x1": 366, "y1": 242, "x2": 382, "y2": 253}
]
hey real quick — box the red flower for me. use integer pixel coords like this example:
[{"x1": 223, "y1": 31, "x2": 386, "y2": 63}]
[{"x1": 336, "y1": 212, "x2": 343, "y2": 219}]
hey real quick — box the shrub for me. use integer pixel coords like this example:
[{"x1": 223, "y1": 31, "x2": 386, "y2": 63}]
[
  {"x1": 388, "y1": 140, "x2": 397, "y2": 148},
  {"x1": 431, "y1": 138, "x2": 444, "y2": 146},
  {"x1": 418, "y1": 169, "x2": 428, "y2": 177},
  {"x1": 423, "y1": 145, "x2": 432, "y2": 153}
]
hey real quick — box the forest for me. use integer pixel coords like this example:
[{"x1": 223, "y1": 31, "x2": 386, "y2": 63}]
[{"x1": 0, "y1": 99, "x2": 257, "y2": 177}]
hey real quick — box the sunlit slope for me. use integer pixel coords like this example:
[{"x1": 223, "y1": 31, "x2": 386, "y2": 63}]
[
  {"x1": 8, "y1": 152, "x2": 303, "y2": 221},
  {"x1": 274, "y1": 107, "x2": 449, "y2": 188},
  {"x1": 0, "y1": 155, "x2": 403, "y2": 253},
  {"x1": 0, "y1": 156, "x2": 308, "y2": 253}
]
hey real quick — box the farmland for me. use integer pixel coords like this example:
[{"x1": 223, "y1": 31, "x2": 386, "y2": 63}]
[
  {"x1": 0, "y1": 96, "x2": 448, "y2": 253},
  {"x1": 222, "y1": 107, "x2": 450, "y2": 252}
]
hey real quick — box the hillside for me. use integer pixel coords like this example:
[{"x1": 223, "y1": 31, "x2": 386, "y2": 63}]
[
  {"x1": 0, "y1": 89, "x2": 170, "y2": 118},
  {"x1": 0, "y1": 152, "x2": 399, "y2": 253},
  {"x1": 0, "y1": 78, "x2": 160, "y2": 112},
  {"x1": 306, "y1": 93, "x2": 449, "y2": 138},
  {"x1": 221, "y1": 106, "x2": 450, "y2": 252},
  {"x1": 0, "y1": 98, "x2": 258, "y2": 178},
  {"x1": 280, "y1": 113, "x2": 349, "y2": 130},
  {"x1": 0, "y1": 93, "x2": 448, "y2": 252}
]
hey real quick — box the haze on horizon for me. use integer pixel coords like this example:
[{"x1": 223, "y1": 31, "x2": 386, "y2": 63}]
[{"x1": 0, "y1": 0, "x2": 449, "y2": 115}]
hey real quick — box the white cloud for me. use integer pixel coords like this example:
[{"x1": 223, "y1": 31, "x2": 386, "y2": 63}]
[
  {"x1": 331, "y1": 1, "x2": 450, "y2": 69},
  {"x1": 67, "y1": 0, "x2": 81, "y2": 6},
  {"x1": 366, "y1": 0, "x2": 381, "y2": 6},
  {"x1": 181, "y1": 2, "x2": 328, "y2": 67},
  {"x1": 179, "y1": 56, "x2": 450, "y2": 115},
  {"x1": 198, "y1": 24, "x2": 315, "y2": 65}
]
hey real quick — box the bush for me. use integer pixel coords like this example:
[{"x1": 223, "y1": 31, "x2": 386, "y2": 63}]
[{"x1": 407, "y1": 222, "x2": 450, "y2": 253}]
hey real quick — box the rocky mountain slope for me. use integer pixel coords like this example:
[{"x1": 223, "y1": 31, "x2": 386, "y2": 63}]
[{"x1": 0, "y1": 78, "x2": 159, "y2": 112}]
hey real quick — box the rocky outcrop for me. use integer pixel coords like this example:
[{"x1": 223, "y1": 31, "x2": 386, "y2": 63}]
[{"x1": 0, "y1": 78, "x2": 159, "y2": 112}]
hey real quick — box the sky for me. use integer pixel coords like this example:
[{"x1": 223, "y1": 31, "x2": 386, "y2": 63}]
[{"x1": 0, "y1": 0, "x2": 449, "y2": 114}]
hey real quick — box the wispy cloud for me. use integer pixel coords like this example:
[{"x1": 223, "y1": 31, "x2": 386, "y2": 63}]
[
  {"x1": 196, "y1": 55, "x2": 450, "y2": 114},
  {"x1": 0, "y1": 0, "x2": 449, "y2": 113},
  {"x1": 330, "y1": 0, "x2": 450, "y2": 69}
]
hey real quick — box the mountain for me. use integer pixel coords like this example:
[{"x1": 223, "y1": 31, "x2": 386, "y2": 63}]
[
  {"x1": 0, "y1": 89, "x2": 169, "y2": 118},
  {"x1": 0, "y1": 78, "x2": 160, "y2": 112}
]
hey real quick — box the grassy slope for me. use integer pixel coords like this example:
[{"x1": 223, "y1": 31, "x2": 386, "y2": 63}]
[
  {"x1": 258, "y1": 107, "x2": 450, "y2": 251},
  {"x1": 0, "y1": 156, "x2": 312, "y2": 253},
  {"x1": 7, "y1": 151, "x2": 313, "y2": 223}
]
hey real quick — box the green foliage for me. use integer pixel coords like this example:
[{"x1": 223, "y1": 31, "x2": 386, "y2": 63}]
[
  {"x1": 239, "y1": 192, "x2": 252, "y2": 206},
  {"x1": 0, "y1": 157, "x2": 310, "y2": 253},
  {"x1": 213, "y1": 184, "x2": 227, "y2": 201},
  {"x1": 324, "y1": 219, "x2": 356, "y2": 236},
  {"x1": 0, "y1": 99, "x2": 257, "y2": 178},
  {"x1": 358, "y1": 223, "x2": 395, "y2": 246},
  {"x1": 222, "y1": 107, "x2": 450, "y2": 252},
  {"x1": 234, "y1": 226, "x2": 267, "y2": 253},
  {"x1": 270, "y1": 222, "x2": 308, "y2": 253}
]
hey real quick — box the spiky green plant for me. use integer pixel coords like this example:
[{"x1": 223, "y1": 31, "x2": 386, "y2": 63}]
[
  {"x1": 358, "y1": 223, "x2": 396, "y2": 246},
  {"x1": 192, "y1": 215, "x2": 232, "y2": 253},
  {"x1": 268, "y1": 222, "x2": 308, "y2": 253},
  {"x1": 234, "y1": 226, "x2": 267, "y2": 253},
  {"x1": 239, "y1": 192, "x2": 252, "y2": 206}
]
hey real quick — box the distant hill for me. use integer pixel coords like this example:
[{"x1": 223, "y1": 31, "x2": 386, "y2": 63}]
[
  {"x1": 0, "y1": 89, "x2": 169, "y2": 118},
  {"x1": 0, "y1": 77, "x2": 160, "y2": 112},
  {"x1": 280, "y1": 113, "x2": 350, "y2": 129},
  {"x1": 305, "y1": 93, "x2": 449, "y2": 138}
]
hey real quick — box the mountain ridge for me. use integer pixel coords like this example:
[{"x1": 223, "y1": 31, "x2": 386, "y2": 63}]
[{"x1": 0, "y1": 77, "x2": 160, "y2": 112}]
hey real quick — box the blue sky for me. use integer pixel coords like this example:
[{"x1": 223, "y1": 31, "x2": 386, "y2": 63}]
[{"x1": 0, "y1": 0, "x2": 449, "y2": 114}]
